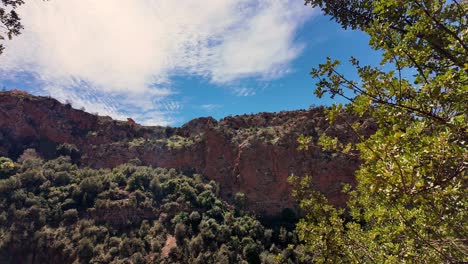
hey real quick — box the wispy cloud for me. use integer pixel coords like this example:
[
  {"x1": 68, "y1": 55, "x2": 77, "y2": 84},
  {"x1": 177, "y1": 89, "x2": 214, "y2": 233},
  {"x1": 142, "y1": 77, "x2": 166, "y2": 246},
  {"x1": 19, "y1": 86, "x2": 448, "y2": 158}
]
[
  {"x1": 159, "y1": 100, "x2": 183, "y2": 113},
  {"x1": 232, "y1": 87, "x2": 257, "y2": 97},
  {"x1": 0, "y1": 0, "x2": 315, "y2": 125},
  {"x1": 200, "y1": 104, "x2": 222, "y2": 112}
]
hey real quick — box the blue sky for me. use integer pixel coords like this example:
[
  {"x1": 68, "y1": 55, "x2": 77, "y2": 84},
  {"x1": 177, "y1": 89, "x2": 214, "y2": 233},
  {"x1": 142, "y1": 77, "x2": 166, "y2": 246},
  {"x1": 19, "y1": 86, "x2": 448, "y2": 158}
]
[{"x1": 0, "y1": 0, "x2": 381, "y2": 126}]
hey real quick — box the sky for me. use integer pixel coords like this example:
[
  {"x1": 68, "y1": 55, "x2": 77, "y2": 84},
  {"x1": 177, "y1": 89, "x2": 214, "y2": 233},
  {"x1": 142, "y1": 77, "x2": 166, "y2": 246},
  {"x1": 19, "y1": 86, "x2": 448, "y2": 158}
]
[{"x1": 0, "y1": 0, "x2": 381, "y2": 127}]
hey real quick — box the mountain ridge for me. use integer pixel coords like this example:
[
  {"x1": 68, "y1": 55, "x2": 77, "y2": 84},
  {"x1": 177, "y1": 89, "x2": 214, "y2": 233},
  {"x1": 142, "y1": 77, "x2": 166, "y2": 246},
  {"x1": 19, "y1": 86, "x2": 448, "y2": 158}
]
[{"x1": 0, "y1": 90, "x2": 375, "y2": 215}]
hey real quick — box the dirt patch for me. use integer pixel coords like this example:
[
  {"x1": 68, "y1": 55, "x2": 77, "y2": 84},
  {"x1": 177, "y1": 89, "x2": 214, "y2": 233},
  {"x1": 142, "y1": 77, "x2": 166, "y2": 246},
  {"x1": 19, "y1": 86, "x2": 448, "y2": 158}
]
[{"x1": 161, "y1": 235, "x2": 177, "y2": 258}]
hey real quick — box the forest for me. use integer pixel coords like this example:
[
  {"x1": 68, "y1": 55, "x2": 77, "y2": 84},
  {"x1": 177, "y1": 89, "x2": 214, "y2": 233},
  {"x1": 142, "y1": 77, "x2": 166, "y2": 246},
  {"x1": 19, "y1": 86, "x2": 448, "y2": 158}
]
[{"x1": 0, "y1": 152, "x2": 308, "y2": 263}]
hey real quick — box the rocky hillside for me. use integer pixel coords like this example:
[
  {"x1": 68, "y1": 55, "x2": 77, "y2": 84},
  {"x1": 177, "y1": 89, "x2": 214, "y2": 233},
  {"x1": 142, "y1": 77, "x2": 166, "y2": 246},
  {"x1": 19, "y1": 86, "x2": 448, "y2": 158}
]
[{"x1": 0, "y1": 91, "x2": 375, "y2": 215}]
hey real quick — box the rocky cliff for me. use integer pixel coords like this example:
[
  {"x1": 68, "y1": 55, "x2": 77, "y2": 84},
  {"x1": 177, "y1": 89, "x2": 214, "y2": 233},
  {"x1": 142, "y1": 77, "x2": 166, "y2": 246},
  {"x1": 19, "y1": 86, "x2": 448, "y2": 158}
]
[{"x1": 0, "y1": 91, "x2": 375, "y2": 215}]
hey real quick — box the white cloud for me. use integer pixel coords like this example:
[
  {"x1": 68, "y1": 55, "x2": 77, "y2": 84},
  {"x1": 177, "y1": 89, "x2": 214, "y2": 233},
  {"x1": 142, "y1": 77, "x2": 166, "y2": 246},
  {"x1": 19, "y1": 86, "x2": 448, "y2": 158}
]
[{"x1": 0, "y1": 0, "x2": 315, "y2": 125}]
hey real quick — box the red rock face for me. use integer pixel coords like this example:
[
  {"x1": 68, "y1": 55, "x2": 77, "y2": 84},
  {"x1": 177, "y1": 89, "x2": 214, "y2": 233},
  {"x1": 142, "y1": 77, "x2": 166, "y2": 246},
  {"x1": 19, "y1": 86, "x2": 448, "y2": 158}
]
[{"x1": 0, "y1": 91, "x2": 375, "y2": 215}]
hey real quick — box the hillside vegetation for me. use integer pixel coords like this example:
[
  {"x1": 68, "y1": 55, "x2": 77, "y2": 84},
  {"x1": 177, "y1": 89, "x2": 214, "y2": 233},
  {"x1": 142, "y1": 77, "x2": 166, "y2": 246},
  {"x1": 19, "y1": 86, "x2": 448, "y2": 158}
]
[{"x1": 0, "y1": 153, "x2": 309, "y2": 264}]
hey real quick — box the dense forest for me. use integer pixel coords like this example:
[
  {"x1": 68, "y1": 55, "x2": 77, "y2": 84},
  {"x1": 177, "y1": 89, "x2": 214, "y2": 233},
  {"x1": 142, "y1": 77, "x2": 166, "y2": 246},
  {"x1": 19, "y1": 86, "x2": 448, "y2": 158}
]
[{"x1": 0, "y1": 150, "x2": 310, "y2": 263}]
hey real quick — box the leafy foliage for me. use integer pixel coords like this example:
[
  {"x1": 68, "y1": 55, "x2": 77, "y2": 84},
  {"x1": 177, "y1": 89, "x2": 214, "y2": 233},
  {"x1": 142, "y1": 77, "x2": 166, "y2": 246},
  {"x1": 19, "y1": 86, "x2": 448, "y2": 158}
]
[
  {"x1": 295, "y1": 0, "x2": 467, "y2": 262},
  {"x1": 0, "y1": 0, "x2": 24, "y2": 55},
  {"x1": 0, "y1": 157, "x2": 15, "y2": 178}
]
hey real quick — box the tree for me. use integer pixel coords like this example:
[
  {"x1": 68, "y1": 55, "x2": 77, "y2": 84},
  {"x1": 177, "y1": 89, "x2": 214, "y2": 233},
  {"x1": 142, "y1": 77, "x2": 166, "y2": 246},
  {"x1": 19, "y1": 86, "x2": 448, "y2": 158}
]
[
  {"x1": 293, "y1": 0, "x2": 467, "y2": 262},
  {"x1": 0, "y1": 0, "x2": 24, "y2": 55},
  {"x1": 0, "y1": 157, "x2": 15, "y2": 178},
  {"x1": 56, "y1": 143, "x2": 81, "y2": 162},
  {"x1": 77, "y1": 238, "x2": 94, "y2": 261},
  {"x1": 174, "y1": 223, "x2": 187, "y2": 244},
  {"x1": 234, "y1": 192, "x2": 247, "y2": 211}
]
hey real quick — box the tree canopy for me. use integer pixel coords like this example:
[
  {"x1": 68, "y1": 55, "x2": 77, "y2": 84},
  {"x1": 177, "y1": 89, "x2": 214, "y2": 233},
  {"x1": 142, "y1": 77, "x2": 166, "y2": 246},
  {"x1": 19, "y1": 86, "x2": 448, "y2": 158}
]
[
  {"x1": 0, "y1": 153, "x2": 312, "y2": 263},
  {"x1": 0, "y1": 0, "x2": 24, "y2": 55},
  {"x1": 293, "y1": 0, "x2": 467, "y2": 262}
]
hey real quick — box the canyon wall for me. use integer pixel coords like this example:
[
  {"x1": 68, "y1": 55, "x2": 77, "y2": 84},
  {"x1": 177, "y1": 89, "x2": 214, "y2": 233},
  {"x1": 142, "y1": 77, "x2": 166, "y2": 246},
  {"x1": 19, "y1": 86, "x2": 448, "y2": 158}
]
[{"x1": 0, "y1": 91, "x2": 375, "y2": 215}]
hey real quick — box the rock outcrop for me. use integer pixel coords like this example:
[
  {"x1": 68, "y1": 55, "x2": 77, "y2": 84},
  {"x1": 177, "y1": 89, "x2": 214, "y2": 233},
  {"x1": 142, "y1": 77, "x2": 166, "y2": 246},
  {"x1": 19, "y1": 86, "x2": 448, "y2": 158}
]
[{"x1": 0, "y1": 91, "x2": 375, "y2": 215}]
